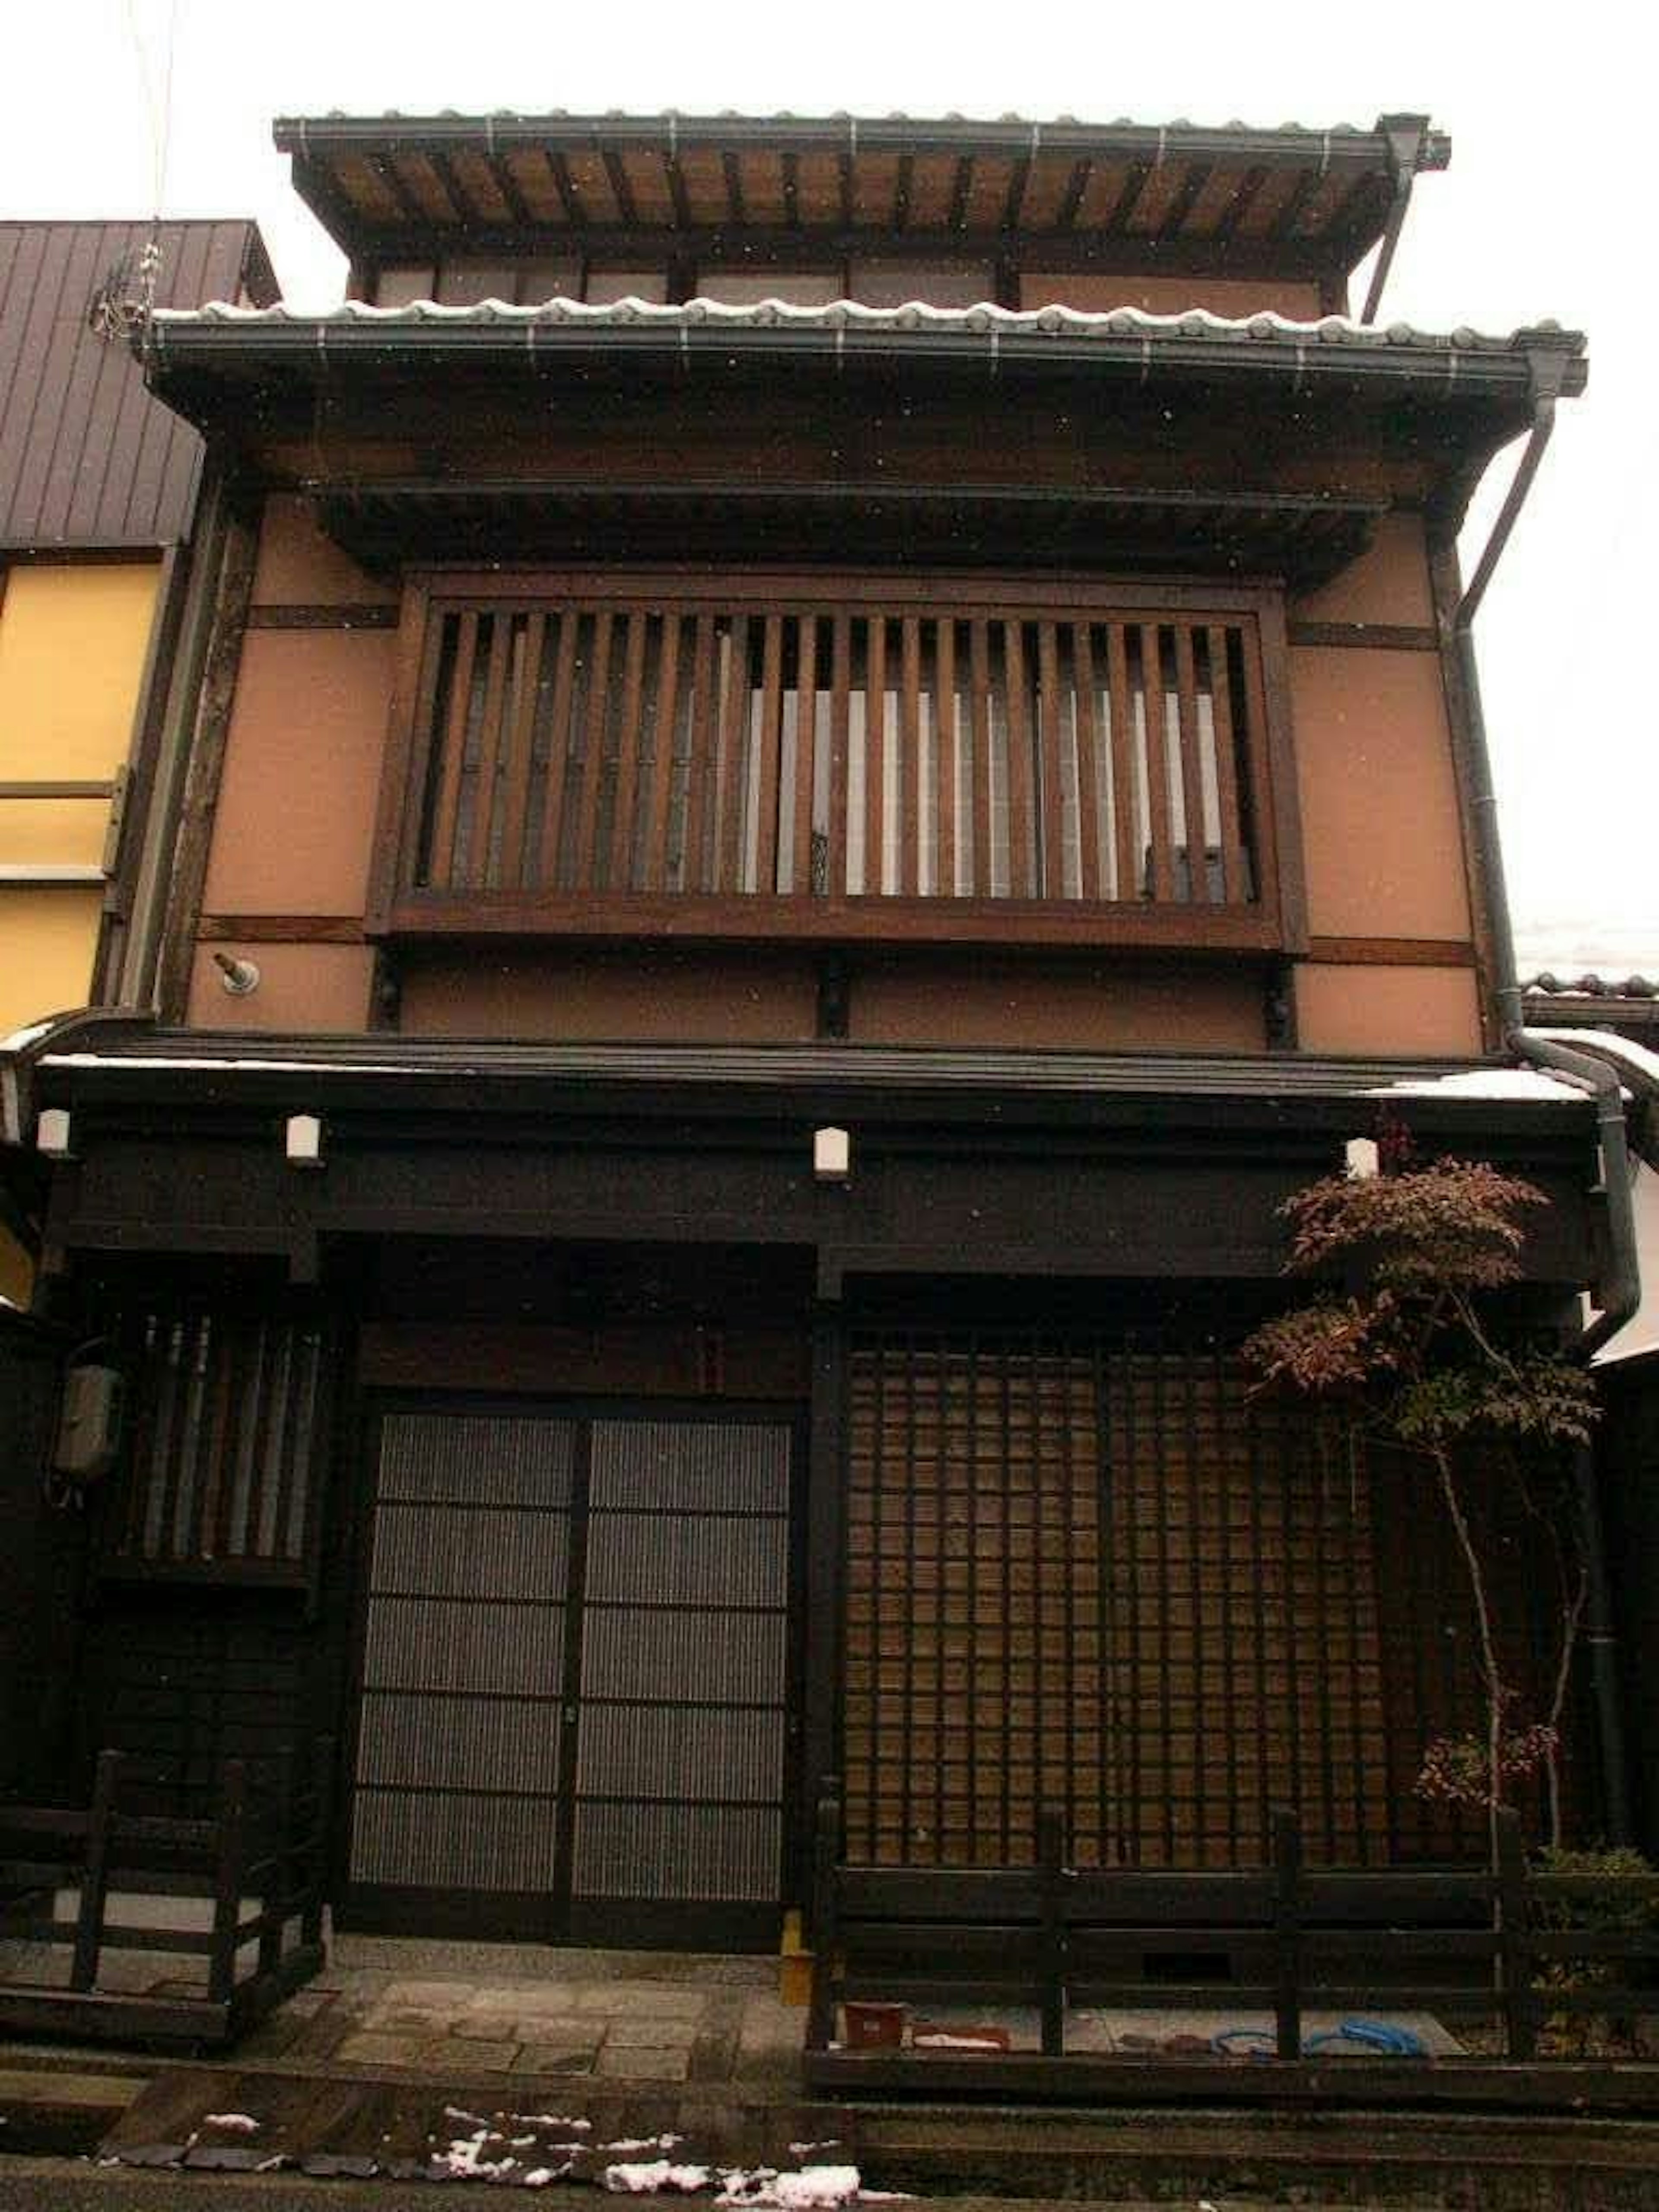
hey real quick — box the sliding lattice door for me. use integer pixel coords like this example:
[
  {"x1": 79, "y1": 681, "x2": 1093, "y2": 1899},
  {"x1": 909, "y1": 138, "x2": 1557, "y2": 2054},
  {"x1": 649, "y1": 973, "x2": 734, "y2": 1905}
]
[{"x1": 843, "y1": 1331, "x2": 1548, "y2": 1870}]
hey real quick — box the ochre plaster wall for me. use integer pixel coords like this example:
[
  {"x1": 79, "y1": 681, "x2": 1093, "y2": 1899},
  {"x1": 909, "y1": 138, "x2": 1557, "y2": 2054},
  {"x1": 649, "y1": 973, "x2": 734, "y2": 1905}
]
[
  {"x1": 200, "y1": 629, "x2": 395, "y2": 918},
  {"x1": 397, "y1": 950, "x2": 820, "y2": 1042},
  {"x1": 1292, "y1": 514, "x2": 1435, "y2": 629},
  {"x1": 1020, "y1": 273, "x2": 1325, "y2": 319},
  {"x1": 850, "y1": 961, "x2": 1265, "y2": 1051},
  {"x1": 184, "y1": 943, "x2": 374, "y2": 1032},
  {"x1": 249, "y1": 497, "x2": 400, "y2": 609},
  {"x1": 1295, "y1": 964, "x2": 1482, "y2": 1056},
  {"x1": 1290, "y1": 646, "x2": 1472, "y2": 943}
]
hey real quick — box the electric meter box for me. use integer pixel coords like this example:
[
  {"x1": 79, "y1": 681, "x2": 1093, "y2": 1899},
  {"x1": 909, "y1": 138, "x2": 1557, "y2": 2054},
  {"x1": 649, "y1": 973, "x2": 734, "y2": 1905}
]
[{"x1": 53, "y1": 1364, "x2": 124, "y2": 1482}]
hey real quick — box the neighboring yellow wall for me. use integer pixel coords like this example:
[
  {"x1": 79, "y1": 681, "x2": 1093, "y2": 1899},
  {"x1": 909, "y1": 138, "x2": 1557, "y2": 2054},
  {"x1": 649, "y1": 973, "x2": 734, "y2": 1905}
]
[
  {"x1": 0, "y1": 560, "x2": 159, "y2": 1027},
  {"x1": 0, "y1": 887, "x2": 105, "y2": 1033}
]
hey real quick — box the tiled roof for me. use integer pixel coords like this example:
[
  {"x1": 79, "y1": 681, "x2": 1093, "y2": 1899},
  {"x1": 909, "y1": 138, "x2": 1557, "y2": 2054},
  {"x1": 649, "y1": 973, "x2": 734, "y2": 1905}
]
[{"x1": 272, "y1": 109, "x2": 1446, "y2": 279}]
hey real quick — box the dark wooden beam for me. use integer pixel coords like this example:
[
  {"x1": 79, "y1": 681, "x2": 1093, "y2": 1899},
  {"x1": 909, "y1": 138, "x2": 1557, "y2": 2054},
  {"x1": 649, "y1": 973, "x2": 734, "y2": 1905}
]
[{"x1": 154, "y1": 504, "x2": 260, "y2": 1025}]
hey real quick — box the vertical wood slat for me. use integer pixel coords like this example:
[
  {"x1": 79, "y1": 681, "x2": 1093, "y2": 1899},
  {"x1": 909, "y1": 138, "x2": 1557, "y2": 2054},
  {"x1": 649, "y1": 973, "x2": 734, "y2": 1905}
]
[
  {"x1": 828, "y1": 616, "x2": 852, "y2": 897},
  {"x1": 1036, "y1": 621, "x2": 1065, "y2": 898},
  {"x1": 969, "y1": 622, "x2": 993, "y2": 898},
  {"x1": 403, "y1": 589, "x2": 1273, "y2": 917},
  {"x1": 754, "y1": 613, "x2": 785, "y2": 893},
  {"x1": 1172, "y1": 623, "x2": 1208, "y2": 901},
  {"x1": 425, "y1": 610, "x2": 477, "y2": 889},
  {"x1": 535, "y1": 611, "x2": 580, "y2": 892},
  {"x1": 1002, "y1": 621, "x2": 1033, "y2": 899},
  {"x1": 1206, "y1": 624, "x2": 1247, "y2": 906},
  {"x1": 572, "y1": 611, "x2": 614, "y2": 891},
  {"x1": 717, "y1": 615, "x2": 751, "y2": 894},
  {"x1": 792, "y1": 615, "x2": 818, "y2": 897},
  {"x1": 1139, "y1": 623, "x2": 1175, "y2": 902},
  {"x1": 466, "y1": 610, "x2": 515, "y2": 889},
  {"x1": 935, "y1": 620, "x2": 958, "y2": 898},
  {"x1": 608, "y1": 610, "x2": 650, "y2": 890},
  {"x1": 899, "y1": 616, "x2": 922, "y2": 897},
  {"x1": 682, "y1": 613, "x2": 718, "y2": 893},
  {"x1": 864, "y1": 617, "x2": 887, "y2": 897},
  {"x1": 498, "y1": 610, "x2": 546, "y2": 889},
  {"x1": 1106, "y1": 623, "x2": 1137, "y2": 903},
  {"x1": 645, "y1": 612, "x2": 684, "y2": 891},
  {"x1": 1072, "y1": 623, "x2": 1101, "y2": 901}
]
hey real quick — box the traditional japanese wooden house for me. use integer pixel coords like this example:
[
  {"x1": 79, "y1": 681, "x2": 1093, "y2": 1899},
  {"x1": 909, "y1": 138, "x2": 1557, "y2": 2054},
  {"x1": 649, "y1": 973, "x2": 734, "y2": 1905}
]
[{"x1": 0, "y1": 109, "x2": 1639, "y2": 1956}]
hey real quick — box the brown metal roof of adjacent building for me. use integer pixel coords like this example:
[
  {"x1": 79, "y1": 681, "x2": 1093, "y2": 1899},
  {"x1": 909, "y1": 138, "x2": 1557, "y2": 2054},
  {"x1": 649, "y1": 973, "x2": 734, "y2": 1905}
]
[
  {"x1": 0, "y1": 219, "x2": 275, "y2": 550},
  {"x1": 273, "y1": 110, "x2": 1446, "y2": 281}
]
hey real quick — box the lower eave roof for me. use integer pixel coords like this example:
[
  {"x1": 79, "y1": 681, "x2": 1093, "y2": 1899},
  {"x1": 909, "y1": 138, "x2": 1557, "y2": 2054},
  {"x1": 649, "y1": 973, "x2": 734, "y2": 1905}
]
[
  {"x1": 13, "y1": 1027, "x2": 1595, "y2": 1140},
  {"x1": 141, "y1": 299, "x2": 1586, "y2": 426}
]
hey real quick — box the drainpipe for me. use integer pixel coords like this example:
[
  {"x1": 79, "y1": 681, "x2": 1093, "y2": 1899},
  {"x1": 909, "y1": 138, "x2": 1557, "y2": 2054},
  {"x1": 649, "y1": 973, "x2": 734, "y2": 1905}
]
[
  {"x1": 1441, "y1": 342, "x2": 1640, "y2": 1840},
  {"x1": 1359, "y1": 114, "x2": 1432, "y2": 327}
]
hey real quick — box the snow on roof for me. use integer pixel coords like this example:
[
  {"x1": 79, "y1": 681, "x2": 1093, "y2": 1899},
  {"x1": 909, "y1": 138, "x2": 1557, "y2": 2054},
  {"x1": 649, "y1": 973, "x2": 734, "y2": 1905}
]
[
  {"x1": 1531, "y1": 1028, "x2": 1659, "y2": 1093},
  {"x1": 0, "y1": 1016, "x2": 61, "y2": 1054},
  {"x1": 153, "y1": 295, "x2": 1572, "y2": 359},
  {"x1": 1365, "y1": 1068, "x2": 1588, "y2": 1102}
]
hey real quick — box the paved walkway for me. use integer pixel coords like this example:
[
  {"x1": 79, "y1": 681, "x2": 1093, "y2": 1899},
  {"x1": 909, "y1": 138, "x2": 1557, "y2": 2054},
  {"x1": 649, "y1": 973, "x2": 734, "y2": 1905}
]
[{"x1": 244, "y1": 1937, "x2": 803, "y2": 2085}]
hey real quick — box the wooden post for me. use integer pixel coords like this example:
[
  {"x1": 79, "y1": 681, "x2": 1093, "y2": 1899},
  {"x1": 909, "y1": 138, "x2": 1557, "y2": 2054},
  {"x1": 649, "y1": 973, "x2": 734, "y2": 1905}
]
[
  {"x1": 1495, "y1": 1808, "x2": 1535, "y2": 2060},
  {"x1": 806, "y1": 1792, "x2": 841, "y2": 2055},
  {"x1": 304, "y1": 1735, "x2": 336, "y2": 1951},
  {"x1": 260, "y1": 1745, "x2": 296, "y2": 1977},
  {"x1": 1272, "y1": 1808, "x2": 1302, "y2": 2063},
  {"x1": 70, "y1": 1751, "x2": 121, "y2": 1994},
  {"x1": 209, "y1": 1759, "x2": 249, "y2": 2007},
  {"x1": 1038, "y1": 1804, "x2": 1066, "y2": 2058}
]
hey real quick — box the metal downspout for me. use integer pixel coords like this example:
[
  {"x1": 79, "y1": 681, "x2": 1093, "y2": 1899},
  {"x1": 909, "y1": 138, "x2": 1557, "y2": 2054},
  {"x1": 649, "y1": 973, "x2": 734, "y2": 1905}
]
[
  {"x1": 1360, "y1": 114, "x2": 1431, "y2": 326},
  {"x1": 1443, "y1": 348, "x2": 1640, "y2": 1840}
]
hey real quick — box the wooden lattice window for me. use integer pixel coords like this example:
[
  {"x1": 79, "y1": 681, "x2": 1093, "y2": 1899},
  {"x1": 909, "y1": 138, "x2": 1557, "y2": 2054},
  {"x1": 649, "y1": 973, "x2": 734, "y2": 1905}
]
[
  {"x1": 373, "y1": 574, "x2": 1297, "y2": 953},
  {"x1": 842, "y1": 1329, "x2": 1571, "y2": 1872},
  {"x1": 102, "y1": 1311, "x2": 331, "y2": 1586}
]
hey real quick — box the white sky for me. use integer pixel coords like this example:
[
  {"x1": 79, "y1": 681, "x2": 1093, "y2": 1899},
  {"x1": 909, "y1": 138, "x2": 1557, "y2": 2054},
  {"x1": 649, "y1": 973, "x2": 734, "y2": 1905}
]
[{"x1": 3, "y1": 0, "x2": 1654, "y2": 963}]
